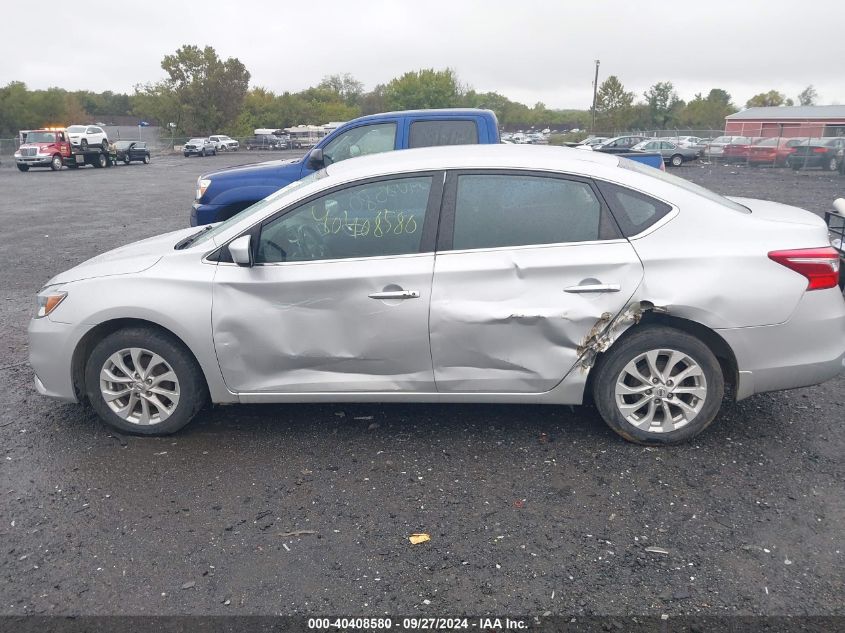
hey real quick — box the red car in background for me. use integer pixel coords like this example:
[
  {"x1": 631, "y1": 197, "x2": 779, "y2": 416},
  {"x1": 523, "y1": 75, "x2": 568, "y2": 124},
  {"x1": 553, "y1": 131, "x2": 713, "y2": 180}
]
[
  {"x1": 748, "y1": 137, "x2": 807, "y2": 166},
  {"x1": 722, "y1": 137, "x2": 763, "y2": 163}
]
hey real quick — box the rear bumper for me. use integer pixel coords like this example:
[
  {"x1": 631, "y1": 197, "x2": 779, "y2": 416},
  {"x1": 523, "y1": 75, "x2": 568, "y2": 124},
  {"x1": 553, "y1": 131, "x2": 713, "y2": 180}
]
[{"x1": 718, "y1": 288, "x2": 845, "y2": 400}]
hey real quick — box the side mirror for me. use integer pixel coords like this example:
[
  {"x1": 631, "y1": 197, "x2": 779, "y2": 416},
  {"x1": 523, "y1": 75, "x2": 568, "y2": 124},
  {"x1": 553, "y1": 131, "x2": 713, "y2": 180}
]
[
  {"x1": 229, "y1": 235, "x2": 253, "y2": 267},
  {"x1": 307, "y1": 148, "x2": 324, "y2": 169}
]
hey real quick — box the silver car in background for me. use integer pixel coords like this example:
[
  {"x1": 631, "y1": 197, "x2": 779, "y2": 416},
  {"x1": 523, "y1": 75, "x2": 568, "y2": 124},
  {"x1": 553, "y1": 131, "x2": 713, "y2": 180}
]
[{"x1": 29, "y1": 145, "x2": 845, "y2": 445}]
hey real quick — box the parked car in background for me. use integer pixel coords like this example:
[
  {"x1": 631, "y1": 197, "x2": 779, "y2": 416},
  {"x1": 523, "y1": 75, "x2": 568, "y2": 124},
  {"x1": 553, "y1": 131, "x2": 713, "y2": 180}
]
[
  {"x1": 787, "y1": 137, "x2": 845, "y2": 172},
  {"x1": 703, "y1": 136, "x2": 747, "y2": 160},
  {"x1": 29, "y1": 145, "x2": 845, "y2": 445},
  {"x1": 244, "y1": 133, "x2": 286, "y2": 150},
  {"x1": 209, "y1": 135, "x2": 239, "y2": 152},
  {"x1": 183, "y1": 138, "x2": 217, "y2": 157},
  {"x1": 670, "y1": 136, "x2": 703, "y2": 148},
  {"x1": 575, "y1": 137, "x2": 609, "y2": 150},
  {"x1": 631, "y1": 139, "x2": 699, "y2": 166},
  {"x1": 748, "y1": 137, "x2": 807, "y2": 167},
  {"x1": 66, "y1": 125, "x2": 109, "y2": 151},
  {"x1": 722, "y1": 137, "x2": 763, "y2": 164},
  {"x1": 594, "y1": 136, "x2": 648, "y2": 151},
  {"x1": 113, "y1": 141, "x2": 150, "y2": 165}
]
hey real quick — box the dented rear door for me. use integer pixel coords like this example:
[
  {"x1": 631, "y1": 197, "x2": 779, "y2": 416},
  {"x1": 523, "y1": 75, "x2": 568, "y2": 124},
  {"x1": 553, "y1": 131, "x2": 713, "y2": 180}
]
[{"x1": 430, "y1": 171, "x2": 644, "y2": 393}]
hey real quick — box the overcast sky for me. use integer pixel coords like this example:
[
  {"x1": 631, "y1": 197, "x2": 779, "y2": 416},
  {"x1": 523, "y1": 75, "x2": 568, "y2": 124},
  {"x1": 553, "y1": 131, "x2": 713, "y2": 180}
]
[{"x1": 3, "y1": 0, "x2": 843, "y2": 110}]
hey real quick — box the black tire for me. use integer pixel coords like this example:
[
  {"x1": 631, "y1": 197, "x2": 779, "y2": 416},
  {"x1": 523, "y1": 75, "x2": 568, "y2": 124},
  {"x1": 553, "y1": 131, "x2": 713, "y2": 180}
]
[
  {"x1": 184, "y1": 152, "x2": 190, "y2": 158},
  {"x1": 790, "y1": 163, "x2": 800, "y2": 171},
  {"x1": 827, "y1": 157, "x2": 838, "y2": 172},
  {"x1": 16, "y1": 164, "x2": 29, "y2": 172},
  {"x1": 95, "y1": 153, "x2": 107, "y2": 168},
  {"x1": 50, "y1": 155, "x2": 63, "y2": 171},
  {"x1": 591, "y1": 325, "x2": 724, "y2": 445},
  {"x1": 143, "y1": 155, "x2": 150, "y2": 164},
  {"x1": 124, "y1": 156, "x2": 131, "y2": 165},
  {"x1": 670, "y1": 154, "x2": 683, "y2": 167},
  {"x1": 101, "y1": 140, "x2": 109, "y2": 151},
  {"x1": 84, "y1": 326, "x2": 208, "y2": 436},
  {"x1": 80, "y1": 139, "x2": 88, "y2": 151}
]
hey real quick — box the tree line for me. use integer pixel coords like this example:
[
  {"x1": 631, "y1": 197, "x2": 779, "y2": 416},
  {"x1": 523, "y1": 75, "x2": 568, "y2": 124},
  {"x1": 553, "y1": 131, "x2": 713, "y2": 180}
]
[{"x1": 0, "y1": 44, "x2": 823, "y2": 139}]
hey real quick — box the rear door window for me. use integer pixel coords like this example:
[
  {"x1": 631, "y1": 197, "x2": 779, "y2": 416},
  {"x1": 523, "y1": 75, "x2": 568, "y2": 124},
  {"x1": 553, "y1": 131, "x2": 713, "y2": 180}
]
[
  {"x1": 447, "y1": 173, "x2": 609, "y2": 251},
  {"x1": 409, "y1": 120, "x2": 479, "y2": 148},
  {"x1": 596, "y1": 181, "x2": 672, "y2": 236}
]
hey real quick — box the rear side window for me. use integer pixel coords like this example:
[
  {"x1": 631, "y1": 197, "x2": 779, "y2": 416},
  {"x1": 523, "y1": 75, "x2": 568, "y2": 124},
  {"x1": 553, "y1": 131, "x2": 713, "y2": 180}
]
[
  {"x1": 451, "y1": 174, "x2": 604, "y2": 250},
  {"x1": 597, "y1": 181, "x2": 672, "y2": 236},
  {"x1": 409, "y1": 120, "x2": 478, "y2": 148}
]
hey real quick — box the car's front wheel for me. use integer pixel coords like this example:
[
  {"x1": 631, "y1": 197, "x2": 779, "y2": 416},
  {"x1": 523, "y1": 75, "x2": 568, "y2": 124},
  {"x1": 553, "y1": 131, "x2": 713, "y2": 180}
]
[
  {"x1": 143, "y1": 155, "x2": 150, "y2": 164},
  {"x1": 50, "y1": 155, "x2": 63, "y2": 171},
  {"x1": 85, "y1": 327, "x2": 208, "y2": 435},
  {"x1": 591, "y1": 326, "x2": 724, "y2": 445}
]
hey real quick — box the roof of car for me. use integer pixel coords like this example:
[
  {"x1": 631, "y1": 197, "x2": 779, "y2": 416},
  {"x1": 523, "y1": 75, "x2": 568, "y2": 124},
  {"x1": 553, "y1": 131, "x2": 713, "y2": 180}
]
[
  {"x1": 349, "y1": 108, "x2": 495, "y2": 125},
  {"x1": 324, "y1": 144, "x2": 621, "y2": 181}
]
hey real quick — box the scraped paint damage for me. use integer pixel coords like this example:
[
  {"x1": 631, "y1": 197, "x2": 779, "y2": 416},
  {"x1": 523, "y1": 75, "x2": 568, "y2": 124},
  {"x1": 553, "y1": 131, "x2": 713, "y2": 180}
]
[{"x1": 577, "y1": 300, "x2": 667, "y2": 371}]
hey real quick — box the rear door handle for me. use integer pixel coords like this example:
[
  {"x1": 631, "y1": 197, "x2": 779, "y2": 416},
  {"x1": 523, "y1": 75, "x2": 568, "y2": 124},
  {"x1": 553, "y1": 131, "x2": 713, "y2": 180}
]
[
  {"x1": 564, "y1": 283, "x2": 621, "y2": 293},
  {"x1": 368, "y1": 290, "x2": 420, "y2": 300}
]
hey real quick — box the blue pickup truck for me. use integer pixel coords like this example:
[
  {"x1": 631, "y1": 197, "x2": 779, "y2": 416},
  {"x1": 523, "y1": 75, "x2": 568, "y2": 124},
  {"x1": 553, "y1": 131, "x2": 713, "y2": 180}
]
[
  {"x1": 191, "y1": 109, "x2": 500, "y2": 225},
  {"x1": 190, "y1": 108, "x2": 665, "y2": 226}
]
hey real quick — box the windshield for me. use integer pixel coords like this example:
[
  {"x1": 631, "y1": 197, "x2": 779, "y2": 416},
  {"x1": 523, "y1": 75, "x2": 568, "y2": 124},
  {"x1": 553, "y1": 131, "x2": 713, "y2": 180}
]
[
  {"x1": 617, "y1": 157, "x2": 750, "y2": 214},
  {"x1": 188, "y1": 170, "x2": 328, "y2": 249},
  {"x1": 188, "y1": 138, "x2": 206, "y2": 144},
  {"x1": 25, "y1": 132, "x2": 57, "y2": 143},
  {"x1": 67, "y1": 126, "x2": 86, "y2": 133}
]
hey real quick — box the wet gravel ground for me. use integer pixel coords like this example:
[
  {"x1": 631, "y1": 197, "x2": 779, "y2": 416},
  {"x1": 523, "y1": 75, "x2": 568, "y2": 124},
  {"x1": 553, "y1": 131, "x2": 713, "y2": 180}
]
[{"x1": 0, "y1": 153, "x2": 843, "y2": 617}]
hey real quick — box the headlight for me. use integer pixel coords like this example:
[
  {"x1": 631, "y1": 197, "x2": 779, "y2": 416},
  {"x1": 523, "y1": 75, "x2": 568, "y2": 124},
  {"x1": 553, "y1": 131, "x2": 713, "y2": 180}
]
[
  {"x1": 35, "y1": 288, "x2": 67, "y2": 319},
  {"x1": 196, "y1": 178, "x2": 211, "y2": 200}
]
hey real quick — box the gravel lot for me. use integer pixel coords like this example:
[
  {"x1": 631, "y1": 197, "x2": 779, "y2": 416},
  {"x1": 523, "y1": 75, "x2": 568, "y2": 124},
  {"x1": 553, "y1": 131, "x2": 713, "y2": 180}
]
[{"x1": 1, "y1": 153, "x2": 843, "y2": 617}]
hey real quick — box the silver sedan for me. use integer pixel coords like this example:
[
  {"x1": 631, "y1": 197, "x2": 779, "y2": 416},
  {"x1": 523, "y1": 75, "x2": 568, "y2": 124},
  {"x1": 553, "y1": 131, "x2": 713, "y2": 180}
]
[{"x1": 29, "y1": 145, "x2": 845, "y2": 445}]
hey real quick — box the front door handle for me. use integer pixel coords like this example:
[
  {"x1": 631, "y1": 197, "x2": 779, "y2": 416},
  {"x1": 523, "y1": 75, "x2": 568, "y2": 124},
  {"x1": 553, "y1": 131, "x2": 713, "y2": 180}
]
[
  {"x1": 564, "y1": 283, "x2": 621, "y2": 293},
  {"x1": 368, "y1": 290, "x2": 420, "y2": 300}
]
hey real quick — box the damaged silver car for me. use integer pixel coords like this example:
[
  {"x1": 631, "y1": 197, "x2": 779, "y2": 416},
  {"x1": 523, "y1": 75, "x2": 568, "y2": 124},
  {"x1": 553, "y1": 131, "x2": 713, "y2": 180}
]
[{"x1": 29, "y1": 145, "x2": 845, "y2": 444}]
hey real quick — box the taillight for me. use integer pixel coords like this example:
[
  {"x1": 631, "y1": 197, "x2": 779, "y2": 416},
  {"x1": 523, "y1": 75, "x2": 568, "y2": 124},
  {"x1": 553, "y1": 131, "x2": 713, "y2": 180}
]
[
  {"x1": 768, "y1": 247, "x2": 840, "y2": 290},
  {"x1": 813, "y1": 147, "x2": 827, "y2": 154}
]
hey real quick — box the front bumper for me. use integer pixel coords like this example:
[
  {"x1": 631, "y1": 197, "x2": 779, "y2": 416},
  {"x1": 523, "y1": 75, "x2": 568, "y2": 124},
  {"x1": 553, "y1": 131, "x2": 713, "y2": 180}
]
[
  {"x1": 191, "y1": 202, "x2": 222, "y2": 226},
  {"x1": 15, "y1": 154, "x2": 53, "y2": 167},
  {"x1": 719, "y1": 288, "x2": 845, "y2": 400},
  {"x1": 28, "y1": 316, "x2": 81, "y2": 403}
]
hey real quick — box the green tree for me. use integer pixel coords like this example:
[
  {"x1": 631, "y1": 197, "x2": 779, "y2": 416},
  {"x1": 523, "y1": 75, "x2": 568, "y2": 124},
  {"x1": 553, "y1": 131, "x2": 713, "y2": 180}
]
[
  {"x1": 384, "y1": 68, "x2": 464, "y2": 110},
  {"x1": 745, "y1": 90, "x2": 794, "y2": 108},
  {"x1": 797, "y1": 85, "x2": 817, "y2": 106},
  {"x1": 679, "y1": 88, "x2": 737, "y2": 129},
  {"x1": 643, "y1": 81, "x2": 684, "y2": 129},
  {"x1": 595, "y1": 75, "x2": 634, "y2": 134},
  {"x1": 318, "y1": 74, "x2": 364, "y2": 107},
  {"x1": 147, "y1": 44, "x2": 251, "y2": 134}
]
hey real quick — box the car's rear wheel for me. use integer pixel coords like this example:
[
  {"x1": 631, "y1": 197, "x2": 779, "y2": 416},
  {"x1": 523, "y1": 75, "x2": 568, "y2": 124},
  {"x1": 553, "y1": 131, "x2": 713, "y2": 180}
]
[
  {"x1": 50, "y1": 155, "x2": 63, "y2": 171},
  {"x1": 591, "y1": 326, "x2": 724, "y2": 445},
  {"x1": 85, "y1": 327, "x2": 207, "y2": 435},
  {"x1": 670, "y1": 154, "x2": 684, "y2": 167},
  {"x1": 124, "y1": 156, "x2": 131, "y2": 165},
  {"x1": 80, "y1": 139, "x2": 88, "y2": 151},
  {"x1": 95, "y1": 153, "x2": 107, "y2": 168},
  {"x1": 827, "y1": 157, "x2": 838, "y2": 172}
]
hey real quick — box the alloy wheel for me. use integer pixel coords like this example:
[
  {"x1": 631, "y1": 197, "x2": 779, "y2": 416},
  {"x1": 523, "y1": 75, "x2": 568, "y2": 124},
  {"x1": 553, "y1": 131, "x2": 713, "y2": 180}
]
[
  {"x1": 614, "y1": 348, "x2": 707, "y2": 432},
  {"x1": 99, "y1": 347, "x2": 180, "y2": 425}
]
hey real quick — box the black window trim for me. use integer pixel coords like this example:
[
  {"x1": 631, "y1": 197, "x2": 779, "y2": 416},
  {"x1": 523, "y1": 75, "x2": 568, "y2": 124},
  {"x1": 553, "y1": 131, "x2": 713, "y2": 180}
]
[
  {"x1": 214, "y1": 171, "x2": 447, "y2": 265},
  {"x1": 436, "y1": 169, "x2": 621, "y2": 253}
]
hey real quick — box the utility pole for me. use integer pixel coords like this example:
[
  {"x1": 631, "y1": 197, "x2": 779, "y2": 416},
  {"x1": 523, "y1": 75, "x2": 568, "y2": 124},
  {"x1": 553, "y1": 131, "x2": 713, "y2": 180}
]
[{"x1": 591, "y1": 59, "x2": 601, "y2": 134}]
